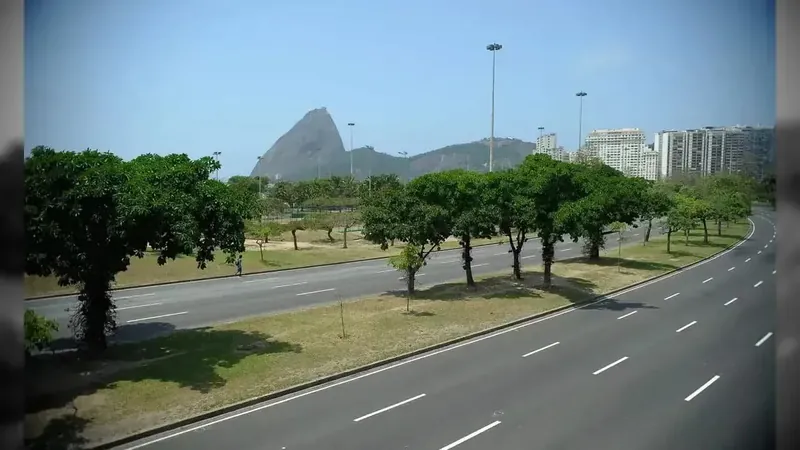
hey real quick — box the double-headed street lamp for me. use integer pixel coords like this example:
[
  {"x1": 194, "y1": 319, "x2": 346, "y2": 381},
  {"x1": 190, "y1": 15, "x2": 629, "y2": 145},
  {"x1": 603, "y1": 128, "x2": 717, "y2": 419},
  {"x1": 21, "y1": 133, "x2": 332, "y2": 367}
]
[
  {"x1": 486, "y1": 43, "x2": 502, "y2": 172},
  {"x1": 212, "y1": 151, "x2": 221, "y2": 180},
  {"x1": 575, "y1": 91, "x2": 588, "y2": 152},
  {"x1": 398, "y1": 150, "x2": 409, "y2": 182}
]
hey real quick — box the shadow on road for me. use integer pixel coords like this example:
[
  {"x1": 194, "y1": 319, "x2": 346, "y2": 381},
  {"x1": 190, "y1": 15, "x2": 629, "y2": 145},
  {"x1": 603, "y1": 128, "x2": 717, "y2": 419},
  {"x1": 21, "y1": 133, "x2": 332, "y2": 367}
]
[{"x1": 25, "y1": 325, "x2": 303, "y2": 448}]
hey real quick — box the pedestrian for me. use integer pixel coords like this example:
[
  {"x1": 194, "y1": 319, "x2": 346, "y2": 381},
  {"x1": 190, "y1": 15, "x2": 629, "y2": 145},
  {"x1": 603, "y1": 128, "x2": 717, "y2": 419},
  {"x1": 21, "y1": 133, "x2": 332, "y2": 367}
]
[{"x1": 235, "y1": 255, "x2": 243, "y2": 277}]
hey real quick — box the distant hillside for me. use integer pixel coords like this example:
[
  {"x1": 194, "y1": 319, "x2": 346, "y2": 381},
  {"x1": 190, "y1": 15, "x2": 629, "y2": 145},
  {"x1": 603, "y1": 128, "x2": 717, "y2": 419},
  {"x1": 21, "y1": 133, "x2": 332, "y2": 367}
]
[{"x1": 251, "y1": 107, "x2": 535, "y2": 181}]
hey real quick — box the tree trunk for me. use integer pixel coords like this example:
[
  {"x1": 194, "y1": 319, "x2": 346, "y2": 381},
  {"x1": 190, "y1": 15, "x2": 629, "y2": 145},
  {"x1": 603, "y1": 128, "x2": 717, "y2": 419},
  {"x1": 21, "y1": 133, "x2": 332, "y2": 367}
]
[
  {"x1": 342, "y1": 227, "x2": 348, "y2": 249},
  {"x1": 587, "y1": 231, "x2": 602, "y2": 260},
  {"x1": 259, "y1": 245, "x2": 264, "y2": 261},
  {"x1": 644, "y1": 219, "x2": 652, "y2": 244},
  {"x1": 512, "y1": 249, "x2": 522, "y2": 280},
  {"x1": 541, "y1": 240, "x2": 555, "y2": 288},
  {"x1": 717, "y1": 219, "x2": 722, "y2": 236},
  {"x1": 701, "y1": 218, "x2": 709, "y2": 244},
  {"x1": 405, "y1": 268, "x2": 416, "y2": 311},
  {"x1": 667, "y1": 229, "x2": 672, "y2": 253},
  {"x1": 291, "y1": 230, "x2": 299, "y2": 250},
  {"x1": 327, "y1": 229, "x2": 333, "y2": 241},
  {"x1": 390, "y1": 239, "x2": 395, "y2": 247},
  {"x1": 684, "y1": 229, "x2": 689, "y2": 245},
  {"x1": 74, "y1": 276, "x2": 115, "y2": 354},
  {"x1": 461, "y1": 236, "x2": 475, "y2": 287}
]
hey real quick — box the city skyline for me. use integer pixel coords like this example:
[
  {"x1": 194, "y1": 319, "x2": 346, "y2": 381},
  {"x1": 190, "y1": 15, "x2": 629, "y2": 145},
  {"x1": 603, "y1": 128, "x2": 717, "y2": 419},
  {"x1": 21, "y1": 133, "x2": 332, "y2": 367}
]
[{"x1": 25, "y1": 0, "x2": 775, "y2": 178}]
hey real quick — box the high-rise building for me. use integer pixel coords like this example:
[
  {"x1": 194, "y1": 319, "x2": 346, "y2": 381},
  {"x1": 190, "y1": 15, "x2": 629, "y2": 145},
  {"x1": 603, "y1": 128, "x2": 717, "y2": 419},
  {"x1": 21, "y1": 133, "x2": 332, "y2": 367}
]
[
  {"x1": 584, "y1": 128, "x2": 656, "y2": 179},
  {"x1": 535, "y1": 133, "x2": 558, "y2": 154},
  {"x1": 654, "y1": 126, "x2": 774, "y2": 179}
]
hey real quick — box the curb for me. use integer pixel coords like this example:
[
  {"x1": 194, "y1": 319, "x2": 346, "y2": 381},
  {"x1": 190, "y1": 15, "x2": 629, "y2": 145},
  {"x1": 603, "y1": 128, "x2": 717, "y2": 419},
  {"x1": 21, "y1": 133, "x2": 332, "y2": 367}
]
[
  {"x1": 88, "y1": 223, "x2": 752, "y2": 450},
  {"x1": 25, "y1": 240, "x2": 505, "y2": 301}
]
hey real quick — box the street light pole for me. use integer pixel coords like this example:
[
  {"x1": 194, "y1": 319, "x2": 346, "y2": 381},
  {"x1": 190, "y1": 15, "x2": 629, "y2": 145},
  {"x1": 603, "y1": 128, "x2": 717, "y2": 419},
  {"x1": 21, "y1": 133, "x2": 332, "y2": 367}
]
[
  {"x1": 486, "y1": 43, "x2": 503, "y2": 172},
  {"x1": 256, "y1": 156, "x2": 263, "y2": 196},
  {"x1": 212, "y1": 151, "x2": 221, "y2": 180},
  {"x1": 398, "y1": 151, "x2": 409, "y2": 182},
  {"x1": 575, "y1": 91, "x2": 587, "y2": 153},
  {"x1": 347, "y1": 122, "x2": 355, "y2": 177}
]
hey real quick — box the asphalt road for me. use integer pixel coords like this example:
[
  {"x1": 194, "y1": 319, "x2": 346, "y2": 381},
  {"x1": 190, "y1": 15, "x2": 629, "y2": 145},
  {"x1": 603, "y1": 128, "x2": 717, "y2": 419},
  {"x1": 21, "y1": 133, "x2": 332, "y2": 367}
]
[
  {"x1": 31, "y1": 226, "x2": 664, "y2": 344},
  {"x1": 114, "y1": 211, "x2": 775, "y2": 450}
]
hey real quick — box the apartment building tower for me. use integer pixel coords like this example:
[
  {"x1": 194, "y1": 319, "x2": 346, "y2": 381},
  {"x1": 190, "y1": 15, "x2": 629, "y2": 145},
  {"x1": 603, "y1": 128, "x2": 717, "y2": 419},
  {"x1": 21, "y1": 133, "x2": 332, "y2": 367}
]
[{"x1": 583, "y1": 128, "x2": 657, "y2": 179}]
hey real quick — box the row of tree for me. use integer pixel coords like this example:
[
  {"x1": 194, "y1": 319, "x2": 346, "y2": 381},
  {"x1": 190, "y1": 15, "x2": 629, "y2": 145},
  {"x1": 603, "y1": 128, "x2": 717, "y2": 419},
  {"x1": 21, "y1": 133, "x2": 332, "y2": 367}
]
[{"x1": 359, "y1": 154, "x2": 755, "y2": 297}]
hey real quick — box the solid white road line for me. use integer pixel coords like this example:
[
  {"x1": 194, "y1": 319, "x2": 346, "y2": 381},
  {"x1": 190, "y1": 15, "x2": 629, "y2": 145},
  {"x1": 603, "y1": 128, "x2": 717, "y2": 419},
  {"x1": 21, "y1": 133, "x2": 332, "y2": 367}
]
[
  {"x1": 296, "y1": 288, "x2": 335, "y2": 296},
  {"x1": 114, "y1": 293, "x2": 156, "y2": 300},
  {"x1": 123, "y1": 219, "x2": 757, "y2": 450},
  {"x1": 685, "y1": 375, "x2": 721, "y2": 402},
  {"x1": 116, "y1": 302, "x2": 163, "y2": 311},
  {"x1": 522, "y1": 341, "x2": 560, "y2": 358},
  {"x1": 754, "y1": 281, "x2": 763, "y2": 288},
  {"x1": 702, "y1": 277, "x2": 713, "y2": 284},
  {"x1": 755, "y1": 332, "x2": 773, "y2": 347},
  {"x1": 617, "y1": 311, "x2": 638, "y2": 320},
  {"x1": 664, "y1": 293, "x2": 680, "y2": 301},
  {"x1": 126, "y1": 311, "x2": 188, "y2": 323},
  {"x1": 728, "y1": 267, "x2": 735, "y2": 271},
  {"x1": 676, "y1": 321, "x2": 697, "y2": 333},
  {"x1": 593, "y1": 357, "x2": 629, "y2": 375},
  {"x1": 745, "y1": 258, "x2": 751, "y2": 263},
  {"x1": 439, "y1": 421, "x2": 502, "y2": 450},
  {"x1": 724, "y1": 298, "x2": 738, "y2": 306},
  {"x1": 271, "y1": 282, "x2": 308, "y2": 289},
  {"x1": 352, "y1": 394, "x2": 426, "y2": 422}
]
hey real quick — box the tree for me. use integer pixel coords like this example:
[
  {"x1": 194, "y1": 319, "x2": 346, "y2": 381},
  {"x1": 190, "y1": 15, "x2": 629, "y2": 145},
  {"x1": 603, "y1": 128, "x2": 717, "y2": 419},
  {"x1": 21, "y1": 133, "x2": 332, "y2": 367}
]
[
  {"x1": 25, "y1": 147, "x2": 250, "y2": 352},
  {"x1": 24, "y1": 309, "x2": 58, "y2": 357},
  {"x1": 285, "y1": 219, "x2": 307, "y2": 250},
  {"x1": 335, "y1": 211, "x2": 361, "y2": 249},
  {"x1": 666, "y1": 194, "x2": 698, "y2": 250},
  {"x1": 609, "y1": 221, "x2": 627, "y2": 271},
  {"x1": 362, "y1": 184, "x2": 450, "y2": 297},
  {"x1": 637, "y1": 183, "x2": 674, "y2": 245},
  {"x1": 484, "y1": 168, "x2": 537, "y2": 281},
  {"x1": 227, "y1": 175, "x2": 265, "y2": 197},
  {"x1": 246, "y1": 221, "x2": 286, "y2": 260},
  {"x1": 306, "y1": 212, "x2": 337, "y2": 241},
  {"x1": 389, "y1": 244, "x2": 425, "y2": 312}
]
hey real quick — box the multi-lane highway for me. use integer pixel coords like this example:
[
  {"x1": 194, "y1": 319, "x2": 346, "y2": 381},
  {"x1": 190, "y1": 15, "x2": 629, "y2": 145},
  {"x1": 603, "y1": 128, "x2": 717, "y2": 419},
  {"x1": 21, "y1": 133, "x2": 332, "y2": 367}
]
[
  {"x1": 113, "y1": 211, "x2": 775, "y2": 450},
  {"x1": 30, "y1": 227, "x2": 663, "y2": 344}
]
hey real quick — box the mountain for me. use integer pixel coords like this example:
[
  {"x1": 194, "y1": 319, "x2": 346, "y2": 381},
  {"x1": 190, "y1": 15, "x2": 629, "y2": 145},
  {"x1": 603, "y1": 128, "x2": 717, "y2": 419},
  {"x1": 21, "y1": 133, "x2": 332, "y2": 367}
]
[{"x1": 251, "y1": 107, "x2": 535, "y2": 181}]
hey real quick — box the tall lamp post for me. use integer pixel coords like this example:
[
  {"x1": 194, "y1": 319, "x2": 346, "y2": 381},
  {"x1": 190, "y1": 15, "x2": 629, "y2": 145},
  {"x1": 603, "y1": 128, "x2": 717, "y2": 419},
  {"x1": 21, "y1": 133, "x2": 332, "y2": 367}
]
[
  {"x1": 398, "y1": 151, "x2": 409, "y2": 182},
  {"x1": 486, "y1": 43, "x2": 503, "y2": 172},
  {"x1": 256, "y1": 156, "x2": 263, "y2": 197},
  {"x1": 347, "y1": 122, "x2": 355, "y2": 177},
  {"x1": 212, "y1": 151, "x2": 221, "y2": 180},
  {"x1": 575, "y1": 91, "x2": 587, "y2": 153}
]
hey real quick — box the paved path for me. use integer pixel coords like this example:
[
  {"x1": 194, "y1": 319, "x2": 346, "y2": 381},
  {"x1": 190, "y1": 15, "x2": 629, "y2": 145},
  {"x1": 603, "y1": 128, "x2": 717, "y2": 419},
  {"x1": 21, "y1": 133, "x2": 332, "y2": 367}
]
[
  {"x1": 110, "y1": 212, "x2": 775, "y2": 450},
  {"x1": 31, "y1": 226, "x2": 664, "y2": 344}
]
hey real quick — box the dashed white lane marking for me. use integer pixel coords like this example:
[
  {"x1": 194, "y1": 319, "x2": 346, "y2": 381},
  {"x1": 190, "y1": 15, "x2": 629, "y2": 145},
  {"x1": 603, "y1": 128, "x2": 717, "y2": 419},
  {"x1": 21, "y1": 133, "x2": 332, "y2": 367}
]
[
  {"x1": 353, "y1": 393, "x2": 426, "y2": 422},
  {"x1": 117, "y1": 302, "x2": 163, "y2": 311},
  {"x1": 374, "y1": 269, "x2": 396, "y2": 274},
  {"x1": 435, "y1": 259, "x2": 459, "y2": 264},
  {"x1": 296, "y1": 288, "x2": 335, "y2": 296},
  {"x1": 664, "y1": 293, "x2": 680, "y2": 301},
  {"x1": 494, "y1": 252, "x2": 509, "y2": 256},
  {"x1": 724, "y1": 298, "x2": 738, "y2": 306},
  {"x1": 685, "y1": 375, "x2": 720, "y2": 402},
  {"x1": 702, "y1": 277, "x2": 713, "y2": 284},
  {"x1": 122, "y1": 218, "x2": 757, "y2": 450},
  {"x1": 522, "y1": 341, "x2": 560, "y2": 358},
  {"x1": 745, "y1": 258, "x2": 751, "y2": 262},
  {"x1": 764, "y1": 244, "x2": 768, "y2": 248},
  {"x1": 521, "y1": 255, "x2": 537, "y2": 260},
  {"x1": 439, "y1": 421, "x2": 502, "y2": 450},
  {"x1": 617, "y1": 311, "x2": 638, "y2": 320},
  {"x1": 398, "y1": 273, "x2": 426, "y2": 280},
  {"x1": 755, "y1": 332, "x2": 773, "y2": 347},
  {"x1": 114, "y1": 293, "x2": 156, "y2": 300},
  {"x1": 126, "y1": 311, "x2": 188, "y2": 323},
  {"x1": 754, "y1": 281, "x2": 763, "y2": 288},
  {"x1": 758, "y1": 251, "x2": 762, "y2": 255},
  {"x1": 271, "y1": 282, "x2": 308, "y2": 289},
  {"x1": 472, "y1": 263, "x2": 489, "y2": 268},
  {"x1": 728, "y1": 267, "x2": 735, "y2": 271},
  {"x1": 773, "y1": 270, "x2": 777, "y2": 275},
  {"x1": 593, "y1": 357, "x2": 629, "y2": 375},
  {"x1": 676, "y1": 321, "x2": 697, "y2": 333}
]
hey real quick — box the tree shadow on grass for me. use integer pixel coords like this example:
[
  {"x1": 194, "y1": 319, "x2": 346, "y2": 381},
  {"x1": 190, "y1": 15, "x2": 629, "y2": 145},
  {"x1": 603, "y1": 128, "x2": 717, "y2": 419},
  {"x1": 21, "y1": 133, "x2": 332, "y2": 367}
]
[
  {"x1": 559, "y1": 256, "x2": 680, "y2": 272},
  {"x1": 25, "y1": 411, "x2": 90, "y2": 450},
  {"x1": 26, "y1": 326, "x2": 302, "y2": 417}
]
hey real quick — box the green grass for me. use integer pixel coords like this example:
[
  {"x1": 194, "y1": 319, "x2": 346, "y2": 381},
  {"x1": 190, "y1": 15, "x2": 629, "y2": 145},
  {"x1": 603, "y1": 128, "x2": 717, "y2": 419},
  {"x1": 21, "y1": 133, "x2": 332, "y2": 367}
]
[
  {"x1": 24, "y1": 228, "x2": 504, "y2": 298},
  {"x1": 24, "y1": 222, "x2": 749, "y2": 448}
]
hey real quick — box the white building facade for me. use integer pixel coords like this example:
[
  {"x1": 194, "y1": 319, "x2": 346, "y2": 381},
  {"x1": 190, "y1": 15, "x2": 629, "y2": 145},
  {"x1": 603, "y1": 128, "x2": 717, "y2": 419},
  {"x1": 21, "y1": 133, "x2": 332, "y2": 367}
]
[{"x1": 584, "y1": 128, "x2": 656, "y2": 180}]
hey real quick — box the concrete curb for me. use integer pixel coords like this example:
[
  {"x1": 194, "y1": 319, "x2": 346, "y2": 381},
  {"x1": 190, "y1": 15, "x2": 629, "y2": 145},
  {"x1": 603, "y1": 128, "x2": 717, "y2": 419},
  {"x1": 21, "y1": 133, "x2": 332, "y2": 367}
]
[
  {"x1": 25, "y1": 240, "x2": 505, "y2": 301},
  {"x1": 88, "y1": 223, "x2": 752, "y2": 450}
]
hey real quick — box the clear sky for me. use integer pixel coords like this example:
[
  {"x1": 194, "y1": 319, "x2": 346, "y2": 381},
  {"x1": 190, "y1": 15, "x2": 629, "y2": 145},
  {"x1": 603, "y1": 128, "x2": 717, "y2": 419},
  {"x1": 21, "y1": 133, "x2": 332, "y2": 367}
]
[{"x1": 25, "y1": 0, "x2": 775, "y2": 178}]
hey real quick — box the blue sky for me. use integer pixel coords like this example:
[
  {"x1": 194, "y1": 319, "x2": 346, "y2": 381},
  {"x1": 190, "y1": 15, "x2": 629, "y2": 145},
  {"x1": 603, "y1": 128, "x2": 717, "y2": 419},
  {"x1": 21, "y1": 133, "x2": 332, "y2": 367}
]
[{"x1": 25, "y1": 0, "x2": 775, "y2": 178}]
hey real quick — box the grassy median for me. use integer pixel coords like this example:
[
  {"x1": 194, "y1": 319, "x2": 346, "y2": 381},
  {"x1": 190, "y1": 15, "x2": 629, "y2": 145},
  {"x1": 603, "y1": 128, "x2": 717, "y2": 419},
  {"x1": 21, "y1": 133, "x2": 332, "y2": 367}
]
[
  {"x1": 25, "y1": 223, "x2": 749, "y2": 448},
  {"x1": 24, "y1": 228, "x2": 502, "y2": 298}
]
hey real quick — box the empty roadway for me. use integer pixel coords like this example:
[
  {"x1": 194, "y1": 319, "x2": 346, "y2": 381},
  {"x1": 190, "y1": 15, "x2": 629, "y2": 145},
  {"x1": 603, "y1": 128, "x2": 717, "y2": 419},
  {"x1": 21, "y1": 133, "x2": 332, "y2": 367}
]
[
  {"x1": 113, "y1": 211, "x2": 774, "y2": 450},
  {"x1": 31, "y1": 226, "x2": 663, "y2": 344}
]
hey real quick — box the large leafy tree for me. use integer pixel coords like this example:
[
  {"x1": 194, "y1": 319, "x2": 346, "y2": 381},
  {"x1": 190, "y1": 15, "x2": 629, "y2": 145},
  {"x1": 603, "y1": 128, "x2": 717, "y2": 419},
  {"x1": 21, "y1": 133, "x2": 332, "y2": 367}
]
[
  {"x1": 361, "y1": 183, "x2": 450, "y2": 296},
  {"x1": 227, "y1": 175, "x2": 266, "y2": 197},
  {"x1": 413, "y1": 170, "x2": 496, "y2": 287},
  {"x1": 637, "y1": 182, "x2": 674, "y2": 244},
  {"x1": 25, "y1": 147, "x2": 250, "y2": 352}
]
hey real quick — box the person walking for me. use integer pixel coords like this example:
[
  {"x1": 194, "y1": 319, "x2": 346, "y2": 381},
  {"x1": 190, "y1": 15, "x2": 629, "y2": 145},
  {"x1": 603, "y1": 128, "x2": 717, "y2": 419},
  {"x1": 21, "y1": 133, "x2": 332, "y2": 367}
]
[{"x1": 235, "y1": 255, "x2": 243, "y2": 277}]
